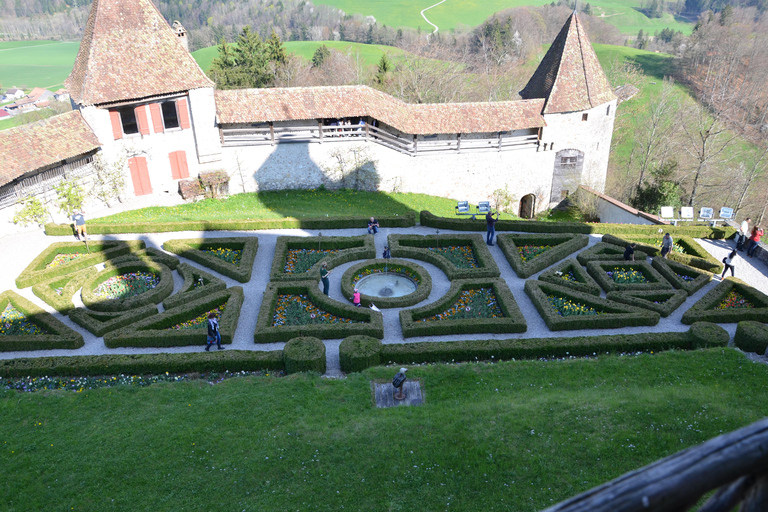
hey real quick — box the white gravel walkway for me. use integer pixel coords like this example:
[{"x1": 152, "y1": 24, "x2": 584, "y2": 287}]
[{"x1": 1, "y1": 226, "x2": 767, "y2": 376}]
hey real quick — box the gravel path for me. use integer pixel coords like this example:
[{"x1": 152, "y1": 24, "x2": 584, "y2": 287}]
[{"x1": 1, "y1": 226, "x2": 767, "y2": 375}]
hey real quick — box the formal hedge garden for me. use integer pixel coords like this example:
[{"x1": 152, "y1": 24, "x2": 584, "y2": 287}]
[
  {"x1": 31, "y1": 268, "x2": 91, "y2": 314},
  {"x1": 80, "y1": 260, "x2": 174, "y2": 312},
  {"x1": 681, "y1": 278, "x2": 768, "y2": 324},
  {"x1": 388, "y1": 233, "x2": 500, "y2": 279},
  {"x1": 0, "y1": 290, "x2": 84, "y2": 351},
  {"x1": 605, "y1": 289, "x2": 689, "y2": 317},
  {"x1": 651, "y1": 257, "x2": 712, "y2": 295},
  {"x1": 496, "y1": 233, "x2": 589, "y2": 278},
  {"x1": 601, "y1": 233, "x2": 722, "y2": 274},
  {"x1": 576, "y1": 242, "x2": 648, "y2": 266},
  {"x1": 162, "y1": 263, "x2": 227, "y2": 310},
  {"x1": 734, "y1": 321, "x2": 768, "y2": 355},
  {"x1": 538, "y1": 259, "x2": 602, "y2": 296},
  {"x1": 163, "y1": 237, "x2": 258, "y2": 283},
  {"x1": 69, "y1": 304, "x2": 159, "y2": 337},
  {"x1": 340, "y1": 258, "x2": 431, "y2": 309},
  {"x1": 399, "y1": 278, "x2": 526, "y2": 337},
  {"x1": 586, "y1": 260, "x2": 673, "y2": 293},
  {"x1": 270, "y1": 235, "x2": 375, "y2": 282}
]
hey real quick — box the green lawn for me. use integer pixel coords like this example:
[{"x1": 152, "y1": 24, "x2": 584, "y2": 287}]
[
  {"x1": 2, "y1": 349, "x2": 766, "y2": 510},
  {"x1": 0, "y1": 40, "x2": 79, "y2": 91}
]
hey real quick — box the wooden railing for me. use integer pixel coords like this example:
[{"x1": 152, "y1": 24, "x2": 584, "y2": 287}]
[
  {"x1": 541, "y1": 417, "x2": 768, "y2": 512},
  {"x1": 221, "y1": 122, "x2": 539, "y2": 155}
]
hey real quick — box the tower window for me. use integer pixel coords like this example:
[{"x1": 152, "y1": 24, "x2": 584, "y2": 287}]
[
  {"x1": 582, "y1": 113, "x2": 589, "y2": 121},
  {"x1": 606, "y1": 105, "x2": 611, "y2": 116},
  {"x1": 117, "y1": 107, "x2": 138, "y2": 135},
  {"x1": 161, "y1": 101, "x2": 180, "y2": 129}
]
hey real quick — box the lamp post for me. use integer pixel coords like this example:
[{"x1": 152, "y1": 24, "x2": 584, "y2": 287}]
[
  {"x1": 318, "y1": 231, "x2": 322, "y2": 252},
  {"x1": 436, "y1": 229, "x2": 440, "y2": 250}
]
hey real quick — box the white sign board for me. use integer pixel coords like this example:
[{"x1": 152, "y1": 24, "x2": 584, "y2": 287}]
[
  {"x1": 680, "y1": 207, "x2": 694, "y2": 219},
  {"x1": 660, "y1": 206, "x2": 675, "y2": 219},
  {"x1": 699, "y1": 207, "x2": 714, "y2": 219},
  {"x1": 719, "y1": 207, "x2": 734, "y2": 219}
]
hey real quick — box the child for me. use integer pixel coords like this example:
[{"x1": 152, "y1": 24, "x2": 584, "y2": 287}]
[
  {"x1": 205, "y1": 312, "x2": 224, "y2": 351},
  {"x1": 352, "y1": 288, "x2": 361, "y2": 307}
]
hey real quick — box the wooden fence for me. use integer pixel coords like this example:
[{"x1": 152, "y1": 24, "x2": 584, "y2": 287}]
[{"x1": 0, "y1": 155, "x2": 95, "y2": 209}]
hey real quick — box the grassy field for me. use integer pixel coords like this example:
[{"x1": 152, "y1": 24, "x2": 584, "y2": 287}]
[
  {"x1": 2, "y1": 348, "x2": 766, "y2": 510},
  {"x1": 0, "y1": 40, "x2": 79, "y2": 91}
]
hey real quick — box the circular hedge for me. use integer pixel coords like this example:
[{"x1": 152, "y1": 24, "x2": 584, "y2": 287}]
[
  {"x1": 283, "y1": 336, "x2": 326, "y2": 374},
  {"x1": 735, "y1": 321, "x2": 768, "y2": 355},
  {"x1": 340, "y1": 258, "x2": 431, "y2": 308},
  {"x1": 81, "y1": 261, "x2": 174, "y2": 312},
  {"x1": 689, "y1": 322, "x2": 730, "y2": 348},
  {"x1": 339, "y1": 335, "x2": 382, "y2": 373}
]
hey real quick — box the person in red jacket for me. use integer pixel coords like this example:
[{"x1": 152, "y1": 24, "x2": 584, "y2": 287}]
[{"x1": 746, "y1": 226, "x2": 763, "y2": 257}]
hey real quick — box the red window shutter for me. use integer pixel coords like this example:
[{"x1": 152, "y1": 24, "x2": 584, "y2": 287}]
[
  {"x1": 135, "y1": 105, "x2": 150, "y2": 135},
  {"x1": 177, "y1": 98, "x2": 190, "y2": 129},
  {"x1": 129, "y1": 157, "x2": 152, "y2": 196},
  {"x1": 169, "y1": 151, "x2": 190, "y2": 180},
  {"x1": 109, "y1": 110, "x2": 123, "y2": 140},
  {"x1": 149, "y1": 103, "x2": 164, "y2": 133}
]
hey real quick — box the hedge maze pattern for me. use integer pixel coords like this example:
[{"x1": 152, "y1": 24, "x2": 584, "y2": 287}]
[{"x1": 0, "y1": 290, "x2": 84, "y2": 351}]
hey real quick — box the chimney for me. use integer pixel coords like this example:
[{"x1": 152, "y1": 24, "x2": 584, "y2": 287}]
[{"x1": 172, "y1": 20, "x2": 188, "y2": 52}]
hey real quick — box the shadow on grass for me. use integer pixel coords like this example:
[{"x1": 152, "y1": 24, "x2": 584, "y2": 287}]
[{"x1": 628, "y1": 53, "x2": 675, "y2": 80}]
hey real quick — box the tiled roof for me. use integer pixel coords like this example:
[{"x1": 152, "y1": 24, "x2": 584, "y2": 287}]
[
  {"x1": 215, "y1": 86, "x2": 546, "y2": 134},
  {"x1": 65, "y1": 0, "x2": 213, "y2": 106},
  {"x1": 0, "y1": 111, "x2": 101, "y2": 187},
  {"x1": 520, "y1": 11, "x2": 615, "y2": 114}
]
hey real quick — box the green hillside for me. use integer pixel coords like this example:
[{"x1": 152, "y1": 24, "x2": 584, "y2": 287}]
[{"x1": 0, "y1": 40, "x2": 79, "y2": 92}]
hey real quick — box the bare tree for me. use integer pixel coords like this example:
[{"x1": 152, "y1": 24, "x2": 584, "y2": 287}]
[{"x1": 633, "y1": 78, "x2": 678, "y2": 191}]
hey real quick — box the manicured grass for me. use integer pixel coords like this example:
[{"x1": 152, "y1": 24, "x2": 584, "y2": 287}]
[
  {"x1": 0, "y1": 40, "x2": 79, "y2": 91},
  {"x1": 91, "y1": 190, "x2": 464, "y2": 224},
  {"x1": 1, "y1": 349, "x2": 766, "y2": 510}
]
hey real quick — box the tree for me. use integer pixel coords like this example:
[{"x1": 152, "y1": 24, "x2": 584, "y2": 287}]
[
  {"x1": 631, "y1": 161, "x2": 684, "y2": 213},
  {"x1": 583, "y1": 3, "x2": 593, "y2": 15},
  {"x1": 374, "y1": 54, "x2": 390, "y2": 84},
  {"x1": 311, "y1": 44, "x2": 331, "y2": 68},
  {"x1": 208, "y1": 26, "x2": 286, "y2": 89},
  {"x1": 12, "y1": 195, "x2": 51, "y2": 227},
  {"x1": 91, "y1": 152, "x2": 126, "y2": 207},
  {"x1": 53, "y1": 180, "x2": 87, "y2": 218},
  {"x1": 632, "y1": 78, "x2": 678, "y2": 193}
]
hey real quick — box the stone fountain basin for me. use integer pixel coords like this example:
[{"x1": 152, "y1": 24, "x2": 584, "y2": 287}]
[{"x1": 356, "y1": 272, "x2": 417, "y2": 298}]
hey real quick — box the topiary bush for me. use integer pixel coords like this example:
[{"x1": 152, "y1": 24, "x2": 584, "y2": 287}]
[
  {"x1": 586, "y1": 260, "x2": 673, "y2": 293},
  {"x1": 31, "y1": 268, "x2": 91, "y2": 314},
  {"x1": 80, "y1": 261, "x2": 174, "y2": 312},
  {"x1": 270, "y1": 235, "x2": 375, "y2": 282},
  {"x1": 689, "y1": 322, "x2": 730, "y2": 348},
  {"x1": 162, "y1": 263, "x2": 227, "y2": 310},
  {"x1": 388, "y1": 233, "x2": 500, "y2": 280},
  {"x1": 283, "y1": 337, "x2": 326, "y2": 374},
  {"x1": 734, "y1": 321, "x2": 768, "y2": 354},
  {"x1": 0, "y1": 290, "x2": 84, "y2": 351},
  {"x1": 163, "y1": 237, "x2": 258, "y2": 283},
  {"x1": 605, "y1": 289, "x2": 689, "y2": 317},
  {"x1": 681, "y1": 278, "x2": 768, "y2": 325},
  {"x1": 602, "y1": 233, "x2": 722, "y2": 274},
  {"x1": 110, "y1": 247, "x2": 180, "y2": 270},
  {"x1": 496, "y1": 233, "x2": 589, "y2": 278},
  {"x1": 576, "y1": 242, "x2": 648, "y2": 266},
  {"x1": 538, "y1": 259, "x2": 602, "y2": 296},
  {"x1": 651, "y1": 257, "x2": 712, "y2": 296},
  {"x1": 68, "y1": 304, "x2": 159, "y2": 337},
  {"x1": 339, "y1": 335, "x2": 382, "y2": 373},
  {"x1": 340, "y1": 259, "x2": 431, "y2": 309}
]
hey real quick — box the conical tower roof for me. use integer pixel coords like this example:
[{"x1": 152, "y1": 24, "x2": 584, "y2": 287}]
[
  {"x1": 520, "y1": 11, "x2": 615, "y2": 114},
  {"x1": 66, "y1": 0, "x2": 213, "y2": 106}
]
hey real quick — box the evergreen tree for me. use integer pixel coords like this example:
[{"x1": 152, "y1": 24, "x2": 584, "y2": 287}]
[
  {"x1": 209, "y1": 26, "x2": 284, "y2": 89},
  {"x1": 311, "y1": 44, "x2": 331, "y2": 68}
]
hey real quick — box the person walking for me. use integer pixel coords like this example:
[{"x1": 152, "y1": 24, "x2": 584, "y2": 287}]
[
  {"x1": 624, "y1": 243, "x2": 636, "y2": 261},
  {"x1": 661, "y1": 233, "x2": 673, "y2": 258},
  {"x1": 737, "y1": 217, "x2": 751, "y2": 251},
  {"x1": 72, "y1": 210, "x2": 87, "y2": 241},
  {"x1": 205, "y1": 312, "x2": 224, "y2": 351},
  {"x1": 486, "y1": 210, "x2": 499, "y2": 246},
  {"x1": 746, "y1": 226, "x2": 763, "y2": 258},
  {"x1": 320, "y1": 262, "x2": 331, "y2": 296},
  {"x1": 720, "y1": 250, "x2": 737, "y2": 279}
]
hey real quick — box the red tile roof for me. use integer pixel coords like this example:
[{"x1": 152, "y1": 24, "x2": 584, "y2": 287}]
[
  {"x1": 215, "y1": 86, "x2": 546, "y2": 134},
  {"x1": 0, "y1": 111, "x2": 101, "y2": 187},
  {"x1": 65, "y1": 0, "x2": 213, "y2": 106},
  {"x1": 520, "y1": 12, "x2": 615, "y2": 114}
]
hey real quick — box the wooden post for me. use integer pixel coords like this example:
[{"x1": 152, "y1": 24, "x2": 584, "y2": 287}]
[
  {"x1": 365, "y1": 121, "x2": 370, "y2": 141},
  {"x1": 318, "y1": 120, "x2": 323, "y2": 143},
  {"x1": 269, "y1": 122, "x2": 275, "y2": 146}
]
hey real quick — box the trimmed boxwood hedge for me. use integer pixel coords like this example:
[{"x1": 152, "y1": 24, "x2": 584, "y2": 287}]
[
  {"x1": 270, "y1": 235, "x2": 375, "y2": 282},
  {"x1": 162, "y1": 263, "x2": 227, "y2": 310},
  {"x1": 103, "y1": 287, "x2": 244, "y2": 348},
  {"x1": 339, "y1": 335, "x2": 382, "y2": 373},
  {"x1": 163, "y1": 237, "x2": 258, "y2": 283},
  {"x1": 524, "y1": 280, "x2": 660, "y2": 331},
  {"x1": 651, "y1": 257, "x2": 712, "y2": 296},
  {"x1": 340, "y1": 258, "x2": 431, "y2": 309},
  {"x1": 283, "y1": 337, "x2": 326, "y2": 374},
  {"x1": 68, "y1": 304, "x2": 159, "y2": 337},
  {"x1": 538, "y1": 259, "x2": 602, "y2": 296},
  {"x1": 602, "y1": 233, "x2": 722, "y2": 274},
  {"x1": 605, "y1": 289, "x2": 689, "y2": 317},
  {"x1": 576, "y1": 242, "x2": 648, "y2": 266},
  {"x1": 418, "y1": 210, "x2": 734, "y2": 239},
  {"x1": 388, "y1": 233, "x2": 500, "y2": 279},
  {"x1": 681, "y1": 278, "x2": 768, "y2": 325},
  {"x1": 16, "y1": 240, "x2": 145, "y2": 288},
  {"x1": 0, "y1": 350, "x2": 285, "y2": 378},
  {"x1": 335, "y1": 323, "x2": 727, "y2": 371},
  {"x1": 45, "y1": 212, "x2": 416, "y2": 236},
  {"x1": 496, "y1": 233, "x2": 589, "y2": 278},
  {"x1": 399, "y1": 278, "x2": 526, "y2": 338},
  {"x1": 586, "y1": 260, "x2": 673, "y2": 293},
  {"x1": 254, "y1": 281, "x2": 384, "y2": 343},
  {"x1": 31, "y1": 268, "x2": 91, "y2": 314},
  {"x1": 0, "y1": 290, "x2": 84, "y2": 351},
  {"x1": 111, "y1": 247, "x2": 180, "y2": 270},
  {"x1": 734, "y1": 321, "x2": 768, "y2": 354},
  {"x1": 80, "y1": 261, "x2": 174, "y2": 313}
]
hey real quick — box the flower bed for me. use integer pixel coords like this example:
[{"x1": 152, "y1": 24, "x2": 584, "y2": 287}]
[
  {"x1": 254, "y1": 281, "x2": 383, "y2": 342},
  {"x1": 586, "y1": 260, "x2": 672, "y2": 293},
  {"x1": 538, "y1": 259, "x2": 601, "y2": 296},
  {"x1": 80, "y1": 261, "x2": 173, "y2": 312},
  {"x1": 601, "y1": 233, "x2": 722, "y2": 274},
  {"x1": 0, "y1": 290, "x2": 83, "y2": 351},
  {"x1": 651, "y1": 257, "x2": 712, "y2": 296},
  {"x1": 340, "y1": 259, "x2": 432, "y2": 309},
  {"x1": 576, "y1": 242, "x2": 648, "y2": 266},
  {"x1": 163, "y1": 237, "x2": 258, "y2": 283},
  {"x1": 546, "y1": 296, "x2": 603, "y2": 317},
  {"x1": 524, "y1": 280, "x2": 660, "y2": 331},
  {"x1": 388, "y1": 234, "x2": 499, "y2": 280},
  {"x1": 605, "y1": 289, "x2": 689, "y2": 317},
  {"x1": 399, "y1": 278, "x2": 526, "y2": 338},
  {"x1": 93, "y1": 271, "x2": 160, "y2": 300},
  {"x1": 681, "y1": 278, "x2": 768, "y2": 324},
  {"x1": 497, "y1": 233, "x2": 589, "y2": 278},
  {"x1": 162, "y1": 263, "x2": 227, "y2": 310},
  {"x1": 103, "y1": 287, "x2": 243, "y2": 348},
  {"x1": 269, "y1": 236, "x2": 375, "y2": 282}
]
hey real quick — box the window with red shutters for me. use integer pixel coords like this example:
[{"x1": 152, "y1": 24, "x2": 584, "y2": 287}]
[
  {"x1": 128, "y1": 157, "x2": 152, "y2": 196},
  {"x1": 177, "y1": 98, "x2": 191, "y2": 129},
  {"x1": 135, "y1": 106, "x2": 150, "y2": 135},
  {"x1": 149, "y1": 103, "x2": 164, "y2": 133},
  {"x1": 109, "y1": 110, "x2": 123, "y2": 140}
]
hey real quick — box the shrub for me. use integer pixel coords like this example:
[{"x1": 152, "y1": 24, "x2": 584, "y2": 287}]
[
  {"x1": 283, "y1": 337, "x2": 326, "y2": 374},
  {"x1": 103, "y1": 287, "x2": 244, "y2": 348},
  {"x1": 734, "y1": 322, "x2": 768, "y2": 354},
  {"x1": 80, "y1": 261, "x2": 174, "y2": 312},
  {"x1": 399, "y1": 278, "x2": 527, "y2": 338},
  {"x1": 111, "y1": 247, "x2": 180, "y2": 270},
  {"x1": 31, "y1": 268, "x2": 91, "y2": 314},
  {"x1": 68, "y1": 304, "x2": 159, "y2": 337},
  {"x1": 651, "y1": 257, "x2": 712, "y2": 295},
  {"x1": 162, "y1": 263, "x2": 227, "y2": 310},
  {"x1": 576, "y1": 242, "x2": 648, "y2": 266},
  {"x1": 689, "y1": 322, "x2": 730, "y2": 347},
  {"x1": 339, "y1": 335, "x2": 382, "y2": 373},
  {"x1": 254, "y1": 281, "x2": 384, "y2": 343},
  {"x1": 340, "y1": 259, "x2": 431, "y2": 309},
  {"x1": 538, "y1": 259, "x2": 602, "y2": 296},
  {"x1": 388, "y1": 233, "x2": 500, "y2": 279},
  {"x1": 163, "y1": 237, "x2": 258, "y2": 283},
  {"x1": 681, "y1": 278, "x2": 768, "y2": 324},
  {"x1": 524, "y1": 280, "x2": 660, "y2": 331},
  {"x1": 496, "y1": 233, "x2": 589, "y2": 278},
  {"x1": 270, "y1": 235, "x2": 375, "y2": 282},
  {"x1": 605, "y1": 289, "x2": 689, "y2": 317},
  {"x1": 0, "y1": 290, "x2": 84, "y2": 352},
  {"x1": 0, "y1": 350, "x2": 284, "y2": 378},
  {"x1": 586, "y1": 260, "x2": 673, "y2": 293},
  {"x1": 602, "y1": 233, "x2": 722, "y2": 274}
]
